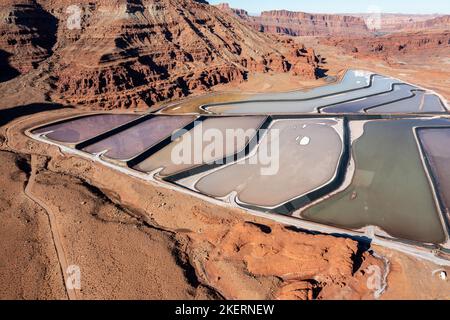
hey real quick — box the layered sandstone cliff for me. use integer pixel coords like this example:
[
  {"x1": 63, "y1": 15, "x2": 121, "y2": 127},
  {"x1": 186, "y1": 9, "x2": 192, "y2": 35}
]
[
  {"x1": 321, "y1": 31, "x2": 450, "y2": 59},
  {"x1": 351, "y1": 13, "x2": 443, "y2": 33},
  {"x1": 216, "y1": 3, "x2": 371, "y2": 37},
  {"x1": 0, "y1": 0, "x2": 57, "y2": 75},
  {"x1": 405, "y1": 15, "x2": 450, "y2": 31},
  {"x1": 0, "y1": 0, "x2": 321, "y2": 109},
  {"x1": 254, "y1": 10, "x2": 371, "y2": 37}
]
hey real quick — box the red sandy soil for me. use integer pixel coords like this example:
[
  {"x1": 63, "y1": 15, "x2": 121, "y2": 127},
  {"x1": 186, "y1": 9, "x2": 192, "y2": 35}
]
[{"x1": 0, "y1": 150, "x2": 198, "y2": 299}]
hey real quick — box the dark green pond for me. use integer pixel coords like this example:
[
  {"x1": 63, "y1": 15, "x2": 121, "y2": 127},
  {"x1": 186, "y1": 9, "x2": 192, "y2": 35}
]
[{"x1": 301, "y1": 118, "x2": 450, "y2": 244}]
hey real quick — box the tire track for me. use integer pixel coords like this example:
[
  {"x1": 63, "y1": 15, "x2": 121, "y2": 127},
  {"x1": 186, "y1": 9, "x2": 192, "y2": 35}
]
[{"x1": 24, "y1": 155, "x2": 78, "y2": 300}]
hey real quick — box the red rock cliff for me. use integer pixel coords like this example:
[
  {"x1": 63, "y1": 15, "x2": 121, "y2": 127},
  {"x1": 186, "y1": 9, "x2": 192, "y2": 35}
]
[
  {"x1": 0, "y1": 0, "x2": 57, "y2": 74},
  {"x1": 217, "y1": 4, "x2": 371, "y2": 37},
  {"x1": 321, "y1": 31, "x2": 450, "y2": 59},
  {"x1": 405, "y1": 15, "x2": 450, "y2": 31},
  {"x1": 0, "y1": 0, "x2": 321, "y2": 109}
]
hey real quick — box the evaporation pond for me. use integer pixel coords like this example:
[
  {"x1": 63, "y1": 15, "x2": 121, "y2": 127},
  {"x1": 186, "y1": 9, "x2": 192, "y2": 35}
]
[
  {"x1": 301, "y1": 118, "x2": 450, "y2": 244},
  {"x1": 205, "y1": 75, "x2": 397, "y2": 114},
  {"x1": 82, "y1": 116, "x2": 195, "y2": 160},
  {"x1": 191, "y1": 118, "x2": 343, "y2": 208},
  {"x1": 133, "y1": 116, "x2": 266, "y2": 176},
  {"x1": 249, "y1": 69, "x2": 372, "y2": 100},
  {"x1": 367, "y1": 92, "x2": 446, "y2": 113},
  {"x1": 32, "y1": 114, "x2": 139, "y2": 144},
  {"x1": 321, "y1": 84, "x2": 416, "y2": 113},
  {"x1": 418, "y1": 127, "x2": 450, "y2": 213}
]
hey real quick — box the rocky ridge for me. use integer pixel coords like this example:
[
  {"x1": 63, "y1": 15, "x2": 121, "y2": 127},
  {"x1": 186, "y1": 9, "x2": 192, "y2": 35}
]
[
  {"x1": 321, "y1": 31, "x2": 450, "y2": 59},
  {"x1": 0, "y1": 0, "x2": 57, "y2": 77},
  {"x1": 216, "y1": 3, "x2": 371, "y2": 37},
  {"x1": 404, "y1": 15, "x2": 450, "y2": 31},
  {"x1": 0, "y1": 0, "x2": 321, "y2": 109},
  {"x1": 350, "y1": 13, "x2": 444, "y2": 33}
]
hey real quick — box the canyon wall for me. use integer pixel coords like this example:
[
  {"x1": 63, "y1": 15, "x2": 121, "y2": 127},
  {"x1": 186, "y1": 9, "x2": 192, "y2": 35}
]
[
  {"x1": 405, "y1": 15, "x2": 450, "y2": 31},
  {"x1": 0, "y1": 0, "x2": 320, "y2": 109},
  {"x1": 0, "y1": 0, "x2": 57, "y2": 75},
  {"x1": 216, "y1": 3, "x2": 371, "y2": 37},
  {"x1": 351, "y1": 13, "x2": 444, "y2": 33},
  {"x1": 321, "y1": 31, "x2": 450, "y2": 58},
  {"x1": 218, "y1": 5, "x2": 448, "y2": 37}
]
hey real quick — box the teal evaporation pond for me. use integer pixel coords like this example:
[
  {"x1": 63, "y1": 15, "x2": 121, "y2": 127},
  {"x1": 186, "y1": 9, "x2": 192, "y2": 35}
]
[{"x1": 301, "y1": 118, "x2": 450, "y2": 244}]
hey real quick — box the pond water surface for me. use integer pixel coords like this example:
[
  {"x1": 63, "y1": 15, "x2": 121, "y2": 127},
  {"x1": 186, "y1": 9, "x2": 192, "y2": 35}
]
[{"x1": 300, "y1": 118, "x2": 450, "y2": 244}]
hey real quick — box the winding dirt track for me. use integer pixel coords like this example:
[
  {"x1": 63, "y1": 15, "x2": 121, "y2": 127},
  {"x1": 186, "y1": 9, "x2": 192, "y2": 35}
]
[{"x1": 24, "y1": 155, "x2": 77, "y2": 300}]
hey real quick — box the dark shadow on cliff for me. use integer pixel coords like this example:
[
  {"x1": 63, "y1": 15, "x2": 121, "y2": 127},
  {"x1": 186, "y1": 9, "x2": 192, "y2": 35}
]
[
  {"x1": 315, "y1": 67, "x2": 329, "y2": 78},
  {"x1": 13, "y1": 2, "x2": 58, "y2": 65},
  {"x1": 315, "y1": 54, "x2": 329, "y2": 79},
  {"x1": 30, "y1": 3, "x2": 58, "y2": 59},
  {"x1": 0, "y1": 50, "x2": 20, "y2": 83},
  {"x1": 126, "y1": 0, "x2": 145, "y2": 14},
  {"x1": 0, "y1": 103, "x2": 72, "y2": 127}
]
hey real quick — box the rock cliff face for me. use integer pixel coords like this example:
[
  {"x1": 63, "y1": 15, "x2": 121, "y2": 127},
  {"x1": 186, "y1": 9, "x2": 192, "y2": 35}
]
[
  {"x1": 321, "y1": 31, "x2": 450, "y2": 58},
  {"x1": 254, "y1": 10, "x2": 371, "y2": 37},
  {"x1": 351, "y1": 13, "x2": 443, "y2": 33},
  {"x1": 216, "y1": 4, "x2": 371, "y2": 37},
  {"x1": 0, "y1": 0, "x2": 320, "y2": 109},
  {"x1": 405, "y1": 15, "x2": 450, "y2": 31},
  {"x1": 0, "y1": 0, "x2": 57, "y2": 74}
]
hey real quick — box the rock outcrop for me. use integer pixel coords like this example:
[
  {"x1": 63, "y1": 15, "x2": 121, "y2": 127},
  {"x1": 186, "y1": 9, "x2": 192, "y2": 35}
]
[
  {"x1": 321, "y1": 31, "x2": 450, "y2": 59},
  {"x1": 0, "y1": 0, "x2": 57, "y2": 74},
  {"x1": 202, "y1": 222, "x2": 384, "y2": 300},
  {"x1": 351, "y1": 13, "x2": 443, "y2": 33},
  {"x1": 0, "y1": 0, "x2": 321, "y2": 109},
  {"x1": 405, "y1": 15, "x2": 450, "y2": 31},
  {"x1": 217, "y1": 3, "x2": 371, "y2": 37}
]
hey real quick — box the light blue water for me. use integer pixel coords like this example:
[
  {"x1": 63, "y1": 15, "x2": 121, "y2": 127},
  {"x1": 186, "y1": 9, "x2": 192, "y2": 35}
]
[
  {"x1": 249, "y1": 70, "x2": 372, "y2": 100},
  {"x1": 321, "y1": 84, "x2": 417, "y2": 113},
  {"x1": 205, "y1": 75, "x2": 398, "y2": 114},
  {"x1": 368, "y1": 92, "x2": 446, "y2": 113}
]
